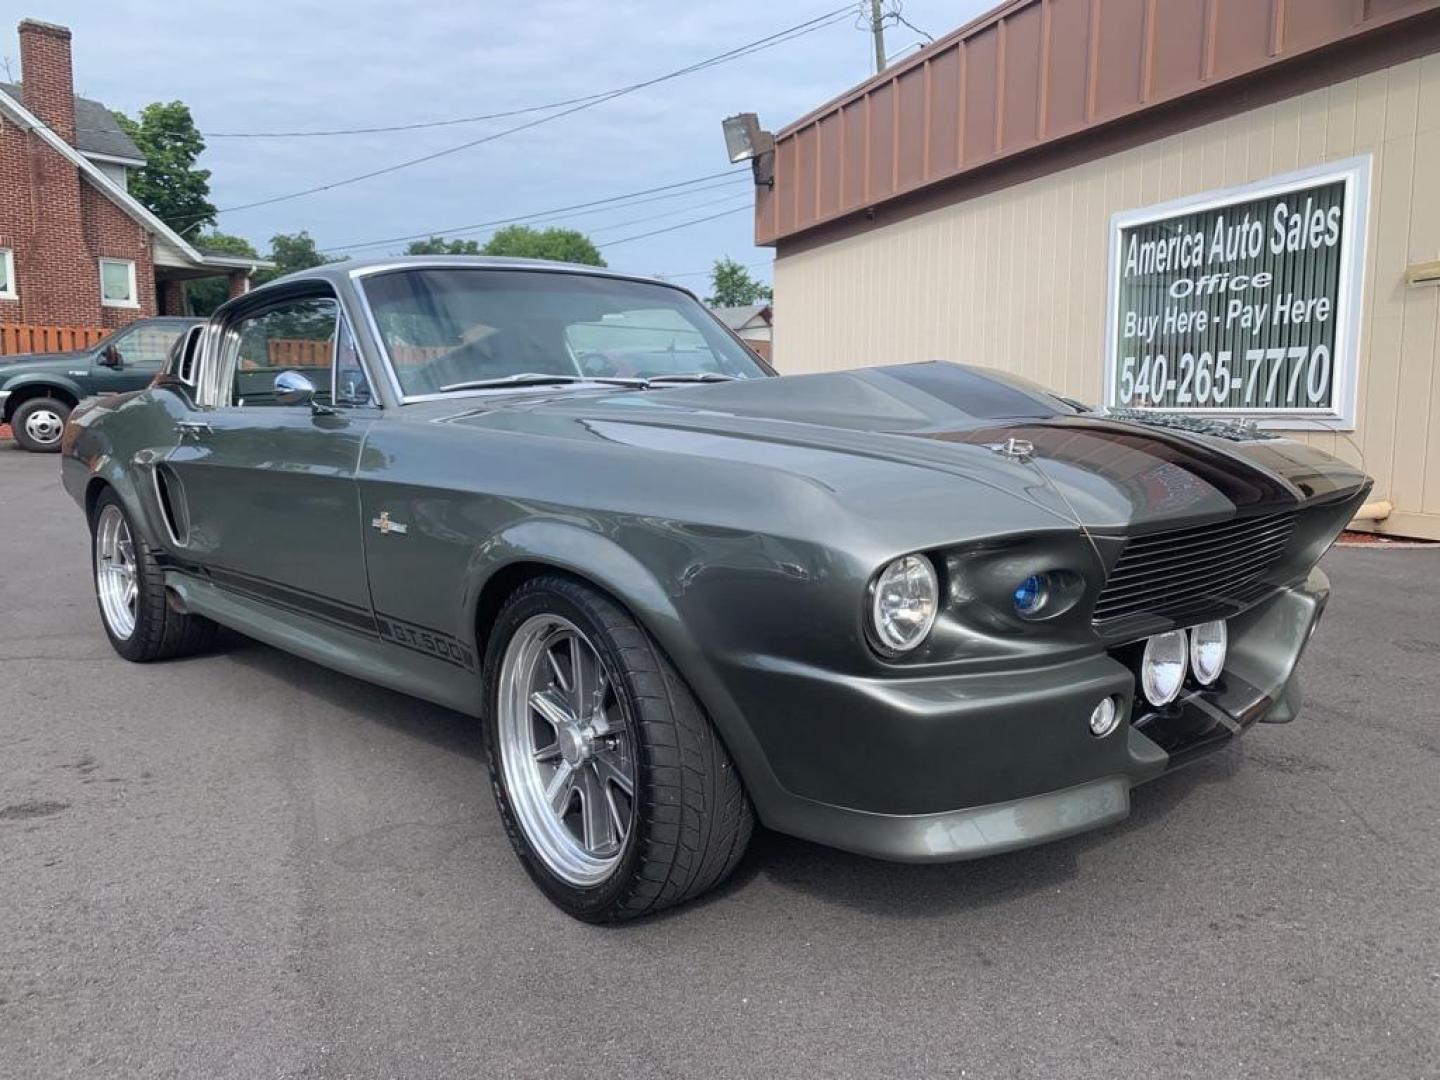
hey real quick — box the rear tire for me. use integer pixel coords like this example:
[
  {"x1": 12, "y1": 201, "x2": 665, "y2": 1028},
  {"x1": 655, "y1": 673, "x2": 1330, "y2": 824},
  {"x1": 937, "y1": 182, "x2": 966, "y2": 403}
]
[
  {"x1": 483, "y1": 574, "x2": 753, "y2": 922},
  {"x1": 91, "y1": 490, "x2": 217, "y2": 662},
  {"x1": 11, "y1": 397, "x2": 70, "y2": 453}
]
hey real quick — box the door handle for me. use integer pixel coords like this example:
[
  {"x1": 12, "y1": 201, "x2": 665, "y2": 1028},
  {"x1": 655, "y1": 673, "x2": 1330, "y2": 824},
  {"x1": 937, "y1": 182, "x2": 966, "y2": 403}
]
[{"x1": 175, "y1": 420, "x2": 212, "y2": 440}]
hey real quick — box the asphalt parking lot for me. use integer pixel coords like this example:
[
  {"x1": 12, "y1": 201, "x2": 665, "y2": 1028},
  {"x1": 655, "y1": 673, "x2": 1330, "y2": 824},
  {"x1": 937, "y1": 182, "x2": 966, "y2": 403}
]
[{"x1": 1, "y1": 444, "x2": 1437, "y2": 1080}]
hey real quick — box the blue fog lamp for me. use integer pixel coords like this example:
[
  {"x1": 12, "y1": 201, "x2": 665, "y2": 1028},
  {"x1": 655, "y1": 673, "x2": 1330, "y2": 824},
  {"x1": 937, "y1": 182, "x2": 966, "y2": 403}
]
[{"x1": 1013, "y1": 574, "x2": 1050, "y2": 618}]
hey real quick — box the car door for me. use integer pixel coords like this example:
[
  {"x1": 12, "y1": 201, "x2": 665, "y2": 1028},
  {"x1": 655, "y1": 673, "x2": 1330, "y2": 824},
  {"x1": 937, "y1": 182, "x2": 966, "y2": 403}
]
[
  {"x1": 88, "y1": 321, "x2": 190, "y2": 394},
  {"x1": 163, "y1": 289, "x2": 380, "y2": 630}
]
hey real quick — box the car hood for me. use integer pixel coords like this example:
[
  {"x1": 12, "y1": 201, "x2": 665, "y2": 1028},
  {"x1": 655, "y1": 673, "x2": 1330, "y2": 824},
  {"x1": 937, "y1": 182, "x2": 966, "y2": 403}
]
[
  {"x1": 0, "y1": 350, "x2": 88, "y2": 376},
  {"x1": 428, "y1": 362, "x2": 1369, "y2": 534}
]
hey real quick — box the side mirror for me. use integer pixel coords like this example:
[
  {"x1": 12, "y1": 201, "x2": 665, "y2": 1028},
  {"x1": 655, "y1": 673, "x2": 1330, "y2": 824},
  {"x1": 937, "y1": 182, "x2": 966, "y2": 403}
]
[
  {"x1": 273, "y1": 369, "x2": 318, "y2": 407},
  {"x1": 273, "y1": 369, "x2": 335, "y2": 415},
  {"x1": 100, "y1": 344, "x2": 122, "y2": 368}
]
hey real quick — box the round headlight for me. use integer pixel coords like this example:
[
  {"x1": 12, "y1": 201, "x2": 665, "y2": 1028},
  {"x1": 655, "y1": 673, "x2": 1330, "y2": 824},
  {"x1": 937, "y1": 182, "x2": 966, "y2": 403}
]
[
  {"x1": 870, "y1": 554, "x2": 939, "y2": 654},
  {"x1": 1189, "y1": 621, "x2": 1227, "y2": 685},
  {"x1": 1140, "y1": 630, "x2": 1188, "y2": 706},
  {"x1": 1013, "y1": 573, "x2": 1050, "y2": 618}
]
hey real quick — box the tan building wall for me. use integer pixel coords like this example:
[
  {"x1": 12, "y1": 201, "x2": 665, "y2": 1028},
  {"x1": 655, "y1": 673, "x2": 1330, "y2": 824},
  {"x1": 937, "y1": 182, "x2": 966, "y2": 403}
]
[{"x1": 773, "y1": 54, "x2": 1440, "y2": 540}]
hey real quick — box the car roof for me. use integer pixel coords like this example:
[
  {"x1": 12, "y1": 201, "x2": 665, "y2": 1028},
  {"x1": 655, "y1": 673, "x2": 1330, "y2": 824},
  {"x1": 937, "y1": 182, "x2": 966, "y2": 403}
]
[{"x1": 258, "y1": 255, "x2": 697, "y2": 297}]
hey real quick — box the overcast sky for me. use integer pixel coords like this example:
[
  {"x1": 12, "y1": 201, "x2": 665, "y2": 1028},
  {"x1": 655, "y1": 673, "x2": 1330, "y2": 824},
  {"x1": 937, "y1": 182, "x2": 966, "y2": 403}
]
[{"x1": 10, "y1": 0, "x2": 991, "y2": 287}]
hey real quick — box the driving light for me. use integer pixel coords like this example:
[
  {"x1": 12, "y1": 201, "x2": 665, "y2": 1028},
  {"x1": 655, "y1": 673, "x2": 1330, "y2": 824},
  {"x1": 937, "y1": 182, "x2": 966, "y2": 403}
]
[
  {"x1": 1089, "y1": 696, "x2": 1120, "y2": 737},
  {"x1": 1140, "y1": 630, "x2": 1188, "y2": 706},
  {"x1": 870, "y1": 555, "x2": 939, "y2": 654},
  {"x1": 1013, "y1": 573, "x2": 1050, "y2": 618},
  {"x1": 1189, "y1": 621, "x2": 1228, "y2": 685}
]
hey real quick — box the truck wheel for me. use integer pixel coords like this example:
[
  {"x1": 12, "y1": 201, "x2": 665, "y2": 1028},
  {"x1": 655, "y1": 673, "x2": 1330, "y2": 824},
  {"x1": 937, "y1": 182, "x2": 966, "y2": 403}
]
[
  {"x1": 91, "y1": 490, "x2": 217, "y2": 662},
  {"x1": 11, "y1": 397, "x2": 70, "y2": 453},
  {"x1": 484, "y1": 574, "x2": 753, "y2": 922}
]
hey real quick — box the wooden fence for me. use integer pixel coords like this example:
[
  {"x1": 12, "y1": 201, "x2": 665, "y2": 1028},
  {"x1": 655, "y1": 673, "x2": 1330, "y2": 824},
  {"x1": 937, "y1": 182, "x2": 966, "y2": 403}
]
[
  {"x1": 0, "y1": 324, "x2": 110, "y2": 356},
  {"x1": 259, "y1": 340, "x2": 450, "y2": 367}
]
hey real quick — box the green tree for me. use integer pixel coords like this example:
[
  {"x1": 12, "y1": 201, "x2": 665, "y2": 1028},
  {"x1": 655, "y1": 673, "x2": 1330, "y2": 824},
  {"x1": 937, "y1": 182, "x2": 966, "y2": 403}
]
[
  {"x1": 256, "y1": 231, "x2": 337, "y2": 285},
  {"x1": 705, "y1": 257, "x2": 771, "y2": 307},
  {"x1": 113, "y1": 101, "x2": 216, "y2": 232},
  {"x1": 406, "y1": 235, "x2": 482, "y2": 255},
  {"x1": 481, "y1": 225, "x2": 605, "y2": 266},
  {"x1": 186, "y1": 231, "x2": 259, "y2": 315}
]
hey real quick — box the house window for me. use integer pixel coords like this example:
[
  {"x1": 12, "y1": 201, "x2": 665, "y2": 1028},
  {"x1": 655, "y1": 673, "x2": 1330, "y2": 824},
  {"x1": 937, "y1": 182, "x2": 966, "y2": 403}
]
[
  {"x1": 0, "y1": 248, "x2": 15, "y2": 300},
  {"x1": 99, "y1": 258, "x2": 138, "y2": 308}
]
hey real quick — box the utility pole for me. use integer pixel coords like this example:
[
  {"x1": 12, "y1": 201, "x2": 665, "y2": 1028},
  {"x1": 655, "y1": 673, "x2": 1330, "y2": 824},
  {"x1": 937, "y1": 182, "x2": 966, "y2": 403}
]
[{"x1": 870, "y1": 0, "x2": 887, "y2": 74}]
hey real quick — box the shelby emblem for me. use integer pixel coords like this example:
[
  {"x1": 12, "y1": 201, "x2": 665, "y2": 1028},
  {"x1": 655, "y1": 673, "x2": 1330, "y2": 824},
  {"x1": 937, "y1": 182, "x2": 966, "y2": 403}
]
[{"x1": 370, "y1": 511, "x2": 409, "y2": 536}]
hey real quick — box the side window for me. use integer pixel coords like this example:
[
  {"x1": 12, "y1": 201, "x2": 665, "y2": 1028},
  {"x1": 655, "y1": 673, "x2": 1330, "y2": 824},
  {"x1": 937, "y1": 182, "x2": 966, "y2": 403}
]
[
  {"x1": 228, "y1": 298, "x2": 338, "y2": 408},
  {"x1": 333, "y1": 319, "x2": 372, "y2": 406},
  {"x1": 113, "y1": 325, "x2": 187, "y2": 372}
]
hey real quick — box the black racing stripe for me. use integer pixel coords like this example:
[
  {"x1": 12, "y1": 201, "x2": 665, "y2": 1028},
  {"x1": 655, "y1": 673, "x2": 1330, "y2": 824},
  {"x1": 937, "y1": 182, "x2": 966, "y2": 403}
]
[
  {"x1": 204, "y1": 566, "x2": 379, "y2": 636},
  {"x1": 1133, "y1": 671, "x2": 1272, "y2": 770},
  {"x1": 374, "y1": 613, "x2": 476, "y2": 671}
]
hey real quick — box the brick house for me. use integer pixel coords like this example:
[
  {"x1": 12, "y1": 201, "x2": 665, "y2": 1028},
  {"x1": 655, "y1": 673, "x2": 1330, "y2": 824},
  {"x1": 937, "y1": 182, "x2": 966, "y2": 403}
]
[{"x1": 0, "y1": 18, "x2": 267, "y2": 329}]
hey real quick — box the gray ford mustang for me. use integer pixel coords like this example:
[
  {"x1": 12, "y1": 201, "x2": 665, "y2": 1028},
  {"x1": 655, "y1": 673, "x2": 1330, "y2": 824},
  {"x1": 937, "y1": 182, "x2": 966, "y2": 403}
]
[{"x1": 61, "y1": 256, "x2": 1371, "y2": 921}]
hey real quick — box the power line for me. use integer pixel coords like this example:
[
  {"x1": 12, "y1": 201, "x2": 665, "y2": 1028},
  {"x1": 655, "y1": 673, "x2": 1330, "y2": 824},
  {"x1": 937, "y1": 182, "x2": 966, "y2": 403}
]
[
  {"x1": 603, "y1": 205, "x2": 753, "y2": 249},
  {"x1": 655, "y1": 259, "x2": 772, "y2": 280},
  {"x1": 586, "y1": 194, "x2": 756, "y2": 238},
  {"x1": 322, "y1": 169, "x2": 748, "y2": 254},
  {"x1": 118, "y1": 5, "x2": 858, "y2": 140},
  {"x1": 189, "y1": 7, "x2": 853, "y2": 221},
  {"x1": 346, "y1": 191, "x2": 755, "y2": 256}
]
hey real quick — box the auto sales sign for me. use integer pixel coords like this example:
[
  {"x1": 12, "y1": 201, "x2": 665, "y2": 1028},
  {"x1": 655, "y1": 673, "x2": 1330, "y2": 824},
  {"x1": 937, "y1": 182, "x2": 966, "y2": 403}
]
[{"x1": 1104, "y1": 158, "x2": 1369, "y2": 428}]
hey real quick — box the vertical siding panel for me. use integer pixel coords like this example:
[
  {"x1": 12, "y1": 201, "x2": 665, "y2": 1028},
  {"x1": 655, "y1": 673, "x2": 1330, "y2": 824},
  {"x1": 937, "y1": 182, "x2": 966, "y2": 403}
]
[
  {"x1": 1392, "y1": 117, "x2": 1439, "y2": 515},
  {"x1": 1384, "y1": 58, "x2": 1422, "y2": 142},
  {"x1": 1197, "y1": 117, "x2": 1230, "y2": 191},
  {"x1": 1418, "y1": 52, "x2": 1440, "y2": 134},
  {"x1": 1324, "y1": 79, "x2": 1359, "y2": 157},
  {"x1": 1246, "y1": 102, "x2": 1275, "y2": 179},
  {"x1": 1363, "y1": 125, "x2": 1413, "y2": 502},
  {"x1": 1425, "y1": 292, "x2": 1440, "y2": 515},
  {"x1": 1296, "y1": 88, "x2": 1328, "y2": 165},
  {"x1": 1352, "y1": 69, "x2": 1389, "y2": 152},
  {"x1": 1392, "y1": 289, "x2": 1438, "y2": 512},
  {"x1": 1269, "y1": 94, "x2": 1302, "y2": 172}
]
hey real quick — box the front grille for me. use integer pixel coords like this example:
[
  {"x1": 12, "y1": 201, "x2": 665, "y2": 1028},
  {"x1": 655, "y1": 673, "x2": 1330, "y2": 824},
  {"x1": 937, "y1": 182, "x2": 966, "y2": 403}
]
[{"x1": 1092, "y1": 510, "x2": 1296, "y2": 625}]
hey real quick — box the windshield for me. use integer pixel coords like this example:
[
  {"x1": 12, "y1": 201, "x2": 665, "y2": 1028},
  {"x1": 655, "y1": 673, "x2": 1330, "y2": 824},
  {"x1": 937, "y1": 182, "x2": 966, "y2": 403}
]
[{"x1": 360, "y1": 268, "x2": 770, "y2": 397}]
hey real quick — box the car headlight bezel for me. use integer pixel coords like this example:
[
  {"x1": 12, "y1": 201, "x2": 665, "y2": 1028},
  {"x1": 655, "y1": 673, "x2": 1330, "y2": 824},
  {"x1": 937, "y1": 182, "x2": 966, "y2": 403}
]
[{"x1": 867, "y1": 553, "x2": 940, "y2": 656}]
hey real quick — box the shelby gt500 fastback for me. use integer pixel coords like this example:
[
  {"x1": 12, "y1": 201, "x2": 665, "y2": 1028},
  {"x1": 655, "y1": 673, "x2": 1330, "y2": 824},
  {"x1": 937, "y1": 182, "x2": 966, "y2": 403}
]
[{"x1": 61, "y1": 256, "x2": 1371, "y2": 921}]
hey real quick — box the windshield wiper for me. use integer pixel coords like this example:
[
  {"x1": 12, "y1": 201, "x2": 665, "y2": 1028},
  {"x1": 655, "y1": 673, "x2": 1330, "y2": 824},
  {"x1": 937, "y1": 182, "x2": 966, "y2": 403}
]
[
  {"x1": 439, "y1": 372, "x2": 647, "y2": 393},
  {"x1": 643, "y1": 372, "x2": 740, "y2": 385}
]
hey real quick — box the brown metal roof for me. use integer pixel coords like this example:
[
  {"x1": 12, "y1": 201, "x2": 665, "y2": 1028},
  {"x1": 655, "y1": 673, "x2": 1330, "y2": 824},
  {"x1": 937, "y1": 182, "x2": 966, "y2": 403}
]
[{"x1": 756, "y1": 0, "x2": 1440, "y2": 247}]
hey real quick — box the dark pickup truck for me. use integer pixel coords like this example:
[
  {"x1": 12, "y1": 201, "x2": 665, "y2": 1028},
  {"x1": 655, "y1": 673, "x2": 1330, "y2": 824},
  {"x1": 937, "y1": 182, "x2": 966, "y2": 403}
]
[{"x1": 0, "y1": 316, "x2": 200, "y2": 452}]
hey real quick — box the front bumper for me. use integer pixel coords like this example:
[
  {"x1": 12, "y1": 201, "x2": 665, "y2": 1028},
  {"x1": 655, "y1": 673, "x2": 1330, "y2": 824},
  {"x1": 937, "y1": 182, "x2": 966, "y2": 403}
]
[{"x1": 736, "y1": 568, "x2": 1329, "y2": 862}]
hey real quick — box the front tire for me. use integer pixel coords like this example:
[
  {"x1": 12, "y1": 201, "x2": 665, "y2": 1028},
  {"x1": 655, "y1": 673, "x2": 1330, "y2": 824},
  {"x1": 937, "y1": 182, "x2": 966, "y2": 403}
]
[
  {"x1": 91, "y1": 490, "x2": 217, "y2": 662},
  {"x1": 11, "y1": 396, "x2": 70, "y2": 453},
  {"x1": 483, "y1": 575, "x2": 753, "y2": 922}
]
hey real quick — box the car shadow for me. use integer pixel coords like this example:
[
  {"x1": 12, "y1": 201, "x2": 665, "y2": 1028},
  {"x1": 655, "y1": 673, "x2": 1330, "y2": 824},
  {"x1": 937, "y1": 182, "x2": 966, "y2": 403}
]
[
  {"x1": 649, "y1": 748, "x2": 1248, "y2": 926},
  {"x1": 210, "y1": 628, "x2": 1250, "y2": 923},
  {"x1": 213, "y1": 629, "x2": 487, "y2": 761}
]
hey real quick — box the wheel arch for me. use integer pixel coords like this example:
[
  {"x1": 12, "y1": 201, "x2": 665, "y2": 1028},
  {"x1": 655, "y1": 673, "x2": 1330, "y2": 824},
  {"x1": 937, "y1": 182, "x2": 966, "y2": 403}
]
[
  {"x1": 466, "y1": 521, "x2": 787, "y2": 811},
  {"x1": 1, "y1": 378, "x2": 82, "y2": 422}
]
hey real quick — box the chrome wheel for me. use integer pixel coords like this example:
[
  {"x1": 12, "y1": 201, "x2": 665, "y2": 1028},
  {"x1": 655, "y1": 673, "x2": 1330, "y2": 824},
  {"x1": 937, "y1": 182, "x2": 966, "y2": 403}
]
[
  {"x1": 95, "y1": 504, "x2": 138, "y2": 640},
  {"x1": 23, "y1": 407, "x2": 64, "y2": 446},
  {"x1": 497, "y1": 614, "x2": 636, "y2": 887}
]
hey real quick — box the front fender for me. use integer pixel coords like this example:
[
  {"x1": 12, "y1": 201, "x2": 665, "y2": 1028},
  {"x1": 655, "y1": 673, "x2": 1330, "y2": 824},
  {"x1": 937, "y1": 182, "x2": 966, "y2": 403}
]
[
  {"x1": 1, "y1": 372, "x2": 89, "y2": 419},
  {"x1": 464, "y1": 518, "x2": 791, "y2": 811}
]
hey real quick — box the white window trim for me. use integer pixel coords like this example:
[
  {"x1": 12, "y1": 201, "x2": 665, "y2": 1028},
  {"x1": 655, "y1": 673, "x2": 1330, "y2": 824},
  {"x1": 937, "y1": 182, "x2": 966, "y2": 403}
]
[
  {"x1": 99, "y1": 257, "x2": 139, "y2": 309},
  {"x1": 0, "y1": 247, "x2": 16, "y2": 300}
]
